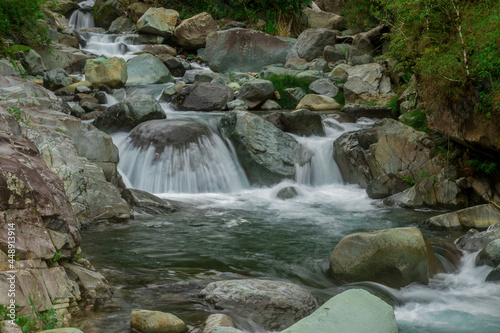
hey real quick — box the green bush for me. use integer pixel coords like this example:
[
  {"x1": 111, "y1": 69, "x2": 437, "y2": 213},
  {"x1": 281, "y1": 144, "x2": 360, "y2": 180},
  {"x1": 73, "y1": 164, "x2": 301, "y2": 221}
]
[{"x1": 267, "y1": 74, "x2": 312, "y2": 109}]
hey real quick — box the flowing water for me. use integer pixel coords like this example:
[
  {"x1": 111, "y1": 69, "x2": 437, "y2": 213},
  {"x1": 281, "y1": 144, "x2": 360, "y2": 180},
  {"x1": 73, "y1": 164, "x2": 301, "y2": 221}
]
[
  {"x1": 76, "y1": 17, "x2": 500, "y2": 333},
  {"x1": 68, "y1": 0, "x2": 95, "y2": 31}
]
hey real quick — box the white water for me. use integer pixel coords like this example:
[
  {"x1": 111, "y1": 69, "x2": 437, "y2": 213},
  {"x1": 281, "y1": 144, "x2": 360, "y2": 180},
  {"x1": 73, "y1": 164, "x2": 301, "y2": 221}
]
[
  {"x1": 68, "y1": 0, "x2": 95, "y2": 31},
  {"x1": 81, "y1": 34, "x2": 143, "y2": 60}
]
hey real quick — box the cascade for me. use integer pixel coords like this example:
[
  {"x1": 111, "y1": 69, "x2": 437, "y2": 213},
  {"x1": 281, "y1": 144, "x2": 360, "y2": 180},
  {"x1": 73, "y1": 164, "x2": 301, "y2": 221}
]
[{"x1": 68, "y1": 0, "x2": 95, "y2": 31}]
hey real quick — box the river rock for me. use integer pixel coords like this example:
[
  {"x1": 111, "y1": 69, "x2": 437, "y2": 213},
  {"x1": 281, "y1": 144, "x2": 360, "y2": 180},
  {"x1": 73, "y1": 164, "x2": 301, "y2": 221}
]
[
  {"x1": 200, "y1": 279, "x2": 319, "y2": 331},
  {"x1": 281, "y1": 289, "x2": 398, "y2": 333},
  {"x1": 137, "y1": 7, "x2": 179, "y2": 38},
  {"x1": 351, "y1": 25, "x2": 390, "y2": 57},
  {"x1": 456, "y1": 223, "x2": 500, "y2": 252},
  {"x1": 296, "y1": 94, "x2": 341, "y2": 111},
  {"x1": 160, "y1": 82, "x2": 186, "y2": 102},
  {"x1": 475, "y1": 239, "x2": 500, "y2": 267},
  {"x1": 163, "y1": 57, "x2": 190, "y2": 77},
  {"x1": 0, "y1": 59, "x2": 22, "y2": 76},
  {"x1": 315, "y1": 0, "x2": 346, "y2": 14},
  {"x1": 141, "y1": 45, "x2": 177, "y2": 57},
  {"x1": 206, "y1": 29, "x2": 294, "y2": 73},
  {"x1": 202, "y1": 314, "x2": 236, "y2": 333},
  {"x1": 486, "y1": 265, "x2": 500, "y2": 282},
  {"x1": 277, "y1": 186, "x2": 299, "y2": 199},
  {"x1": 127, "y1": 2, "x2": 150, "y2": 23},
  {"x1": 309, "y1": 79, "x2": 339, "y2": 98},
  {"x1": 219, "y1": 110, "x2": 312, "y2": 185},
  {"x1": 344, "y1": 63, "x2": 392, "y2": 103},
  {"x1": 46, "y1": 0, "x2": 80, "y2": 16},
  {"x1": 84, "y1": 56, "x2": 127, "y2": 89},
  {"x1": 296, "y1": 70, "x2": 325, "y2": 84},
  {"x1": 130, "y1": 309, "x2": 187, "y2": 333},
  {"x1": 126, "y1": 53, "x2": 174, "y2": 86},
  {"x1": 260, "y1": 100, "x2": 281, "y2": 111},
  {"x1": 93, "y1": 94, "x2": 165, "y2": 133},
  {"x1": 121, "y1": 188, "x2": 178, "y2": 216},
  {"x1": 93, "y1": 0, "x2": 127, "y2": 29},
  {"x1": 330, "y1": 227, "x2": 443, "y2": 288},
  {"x1": 366, "y1": 174, "x2": 407, "y2": 199},
  {"x1": 303, "y1": 8, "x2": 343, "y2": 30},
  {"x1": 284, "y1": 109, "x2": 325, "y2": 136},
  {"x1": 172, "y1": 82, "x2": 234, "y2": 111},
  {"x1": 108, "y1": 16, "x2": 136, "y2": 34},
  {"x1": 342, "y1": 103, "x2": 393, "y2": 119},
  {"x1": 422, "y1": 204, "x2": 500, "y2": 230},
  {"x1": 43, "y1": 68, "x2": 73, "y2": 91},
  {"x1": 323, "y1": 45, "x2": 344, "y2": 63},
  {"x1": 236, "y1": 79, "x2": 274, "y2": 109},
  {"x1": 173, "y1": 12, "x2": 218, "y2": 49},
  {"x1": 329, "y1": 63, "x2": 351, "y2": 81},
  {"x1": 36, "y1": 42, "x2": 91, "y2": 73},
  {"x1": 287, "y1": 28, "x2": 336, "y2": 62},
  {"x1": 21, "y1": 49, "x2": 46, "y2": 76}
]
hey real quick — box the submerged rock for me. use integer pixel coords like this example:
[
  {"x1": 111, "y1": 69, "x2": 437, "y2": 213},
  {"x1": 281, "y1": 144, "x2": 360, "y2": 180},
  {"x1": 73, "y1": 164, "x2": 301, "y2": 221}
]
[
  {"x1": 130, "y1": 309, "x2": 187, "y2": 333},
  {"x1": 330, "y1": 227, "x2": 443, "y2": 288},
  {"x1": 281, "y1": 289, "x2": 397, "y2": 333},
  {"x1": 200, "y1": 279, "x2": 319, "y2": 331},
  {"x1": 219, "y1": 110, "x2": 312, "y2": 185},
  {"x1": 277, "y1": 186, "x2": 299, "y2": 199},
  {"x1": 122, "y1": 188, "x2": 179, "y2": 216}
]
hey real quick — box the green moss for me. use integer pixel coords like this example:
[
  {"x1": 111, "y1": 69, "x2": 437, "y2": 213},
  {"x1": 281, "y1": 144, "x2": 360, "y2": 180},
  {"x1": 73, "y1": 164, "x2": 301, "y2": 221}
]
[{"x1": 267, "y1": 74, "x2": 312, "y2": 109}]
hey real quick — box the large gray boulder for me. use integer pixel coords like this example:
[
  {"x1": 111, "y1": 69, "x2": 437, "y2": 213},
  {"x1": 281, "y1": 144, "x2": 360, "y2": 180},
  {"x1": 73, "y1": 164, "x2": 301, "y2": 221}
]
[
  {"x1": 205, "y1": 29, "x2": 295, "y2": 73},
  {"x1": 343, "y1": 63, "x2": 392, "y2": 103},
  {"x1": 43, "y1": 68, "x2": 73, "y2": 91},
  {"x1": 315, "y1": 0, "x2": 347, "y2": 14},
  {"x1": 108, "y1": 16, "x2": 136, "y2": 34},
  {"x1": 172, "y1": 82, "x2": 234, "y2": 111},
  {"x1": 21, "y1": 49, "x2": 46, "y2": 76},
  {"x1": 84, "y1": 56, "x2": 127, "y2": 89},
  {"x1": 423, "y1": 204, "x2": 500, "y2": 230},
  {"x1": 219, "y1": 110, "x2": 312, "y2": 185},
  {"x1": 126, "y1": 53, "x2": 174, "y2": 86},
  {"x1": 173, "y1": 12, "x2": 218, "y2": 49},
  {"x1": 330, "y1": 227, "x2": 443, "y2": 288},
  {"x1": 287, "y1": 28, "x2": 336, "y2": 62},
  {"x1": 93, "y1": 94, "x2": 165, "y2": 133},
  {"x1": 303, "y1": 8, "x2": 343, "y2": 30},
  {"x1": 281, "y1": 289, "x2": 398, "y2": 333},
  {"x1": 94, "y1": 0, "x2": 127, "y2": 29},
  {"x1": 200, "y1": 279, "x2": 319, "y2": 331},
  {"x1": 476, "y1": 239, "x2": 500, "y2": 267},
  {"x1": 456, "y1": 223, "x2": 500, "y2": 252},
  {"x1": 236, "y1": 79, "x2": 274, "y2": 109},
  {"x1": 36, "y1": 42, "x2": 91, "y2": 73},
  {"x1": 264, "y1": 109, "x2": 325, "y2": 137},
  {"x1": 130, "y1": 309, "x2": 187, "y2": 333},
  {"x1": 309, "y1": 78, "x2": 339, "y2": 98},
  {"x1": 137, "y1": 7, "x2": 179, "y2": 38}
]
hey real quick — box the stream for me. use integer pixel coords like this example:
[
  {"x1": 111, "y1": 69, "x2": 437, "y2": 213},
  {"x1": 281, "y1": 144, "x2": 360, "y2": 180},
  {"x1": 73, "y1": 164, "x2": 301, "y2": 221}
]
[{"x1": 74, "y1": 10, "x2": 500, "y2": 333}]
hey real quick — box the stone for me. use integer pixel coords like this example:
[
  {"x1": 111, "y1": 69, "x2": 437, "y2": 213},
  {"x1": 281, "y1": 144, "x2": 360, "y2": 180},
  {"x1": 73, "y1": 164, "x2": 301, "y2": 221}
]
[
  {"x1": 127, "y1": 2, "x2": 151, "y2": 23},
  {"x1": 236, "y1": 79, "x2": 274, "y2": 109},
  {"x1": 329, "y1": 63, "x2": 351, "y2": 81},
  {"x1": 131, "y1": 310, "x2": 187, "y2": 333},
  {"x1": 222, "y1": 21, "x2": 246, "y2": 30},
  {"x1": 295, "y1": 70, "x2": 325, "y2": 84},
  {"x1": 21, "y1": 49, "x2": 46, "y2": 76},
  {"x1": 126, "y1": 53, "x2": 174, "y2": 86},
  {"x1": 260, "y1": 100, "x2": 281, "y2": 111},
  {"x1": 351, "y1": 54, "x2": 374, "y2": 65},
  {"x1": 172, "y1": 82, "x2": 234, "y2": 111},
  {"x1": 55, "y1": 81, "x2": 93, "y2": 94},
  {"x1": 212, "y1": 328, "x2": 242, "y2": 333},
  {"x1": 277, "y1": 186, "x2": 299, "y2": 199},
  {"x1": 456, "y1": 223, "x2": 500, "y2": 252},
  {"x1": 58, "y1": 33, "x2": 79, "y2": 49},
  {"x1": 283, "y1": 109, "x2": 325, "y2": 136},
  {"x1": 137, "y1": 7, "x2": 179, "y2": 38},
  {"x1": 206, "y1": 29, "x2": 294, "y2": 73},
  {"x1": 43, "y1": 68, "x2": 73, "y2": 91},
  {"x1": 36, "y1": 42, "x2": 91, "y2": 73},
  {"x1": 351, "y1": 25, "x2": 390, "y2": 57},
  {"x1": 330, "y1": 227, "x2": 443, "y2": 288},
  {"x1": 160, "y1": 82, "x2": 186, "y2": 102},
  {"x1": 323, "y1": 45, "x2": 344, "y2": 63},
  {"x1": 200, "y1": 279, "x2": 318, "y2": 331},
  {"x1": 342, "y1": 103, "x2": 393, "y2": 119},
  {"x1": 75, "y1": 86, "x2": 92, "y2": 94},
  {"x1": 0, "y1": 322, "x2": 23, "y2": 333},
  {"x1": 227, "y1": 99, "x2": 248, "y2": 110},
  {"x1": 303, "y1": 8, "x2": 343, "y2": 30},
  {"x1": 93, "y1": 94, "x2": 165, "y2": 134},
  {"x1": 366, "y1": 174, "x2": 407, "y2": 199},
  {"x1": 315, "y1": 0, "x2": 347, "y2": 15},
  {"x1": 141, "y1": 44, "x2": 177, "y2": 57},
  {"x1": 38, "y1": 328, "x2": 84, "y2": 333},
  {"x1": 84, "y1": 56, "x2": 127, "y2": 89},
  {"x1": 476, "y1": 239, "x2": 500, "y2": 267},
  {"x1": 281, "y1": 289, "x2": 397, "y2": 333},
  {"x1": 309, "y1": 79, "x2": 339, "y2": 98},
  {"x1": 121, "y1": 188, "x2": 178, "y2": 216},
  {"x1": 163, "y1": 57, "x2": 191, "y2": 77},
  {"x1": 174, "y1": 12, "x2": 218, "y2": 49},
  {"x1": 219, "y1": 110, "x2": 312, "y2": 185},
  {"x1": 423, "y1": 204, "x2": 500, "y2": 230},
  {"x1": 108, "y1": 16, "x2": 136, "y2": 34},
  {"x1": 46, "y1": 0, "x2": 80, "y2": 16},
  {"x1": 284, "y1": 87, "x2": 307, "y2": 106},
  {"x1": 296, "y1": 94, "x2": 341, "y2": 111},
  {"x1": 311, "y1": 59, "x2": 329, "y2": 73},
  {"x1": 0, "y1": 59, "x2": 21, "y2": 76},
  {"x1": 93, "y1": 0, "x2": 127, "y2": 29},
  {"x1": 287, "y1": 28, "x2": 336, "y2": 62},
  {"x1": 344, "y1": 63, "x2": 392, "y2": 103},
  {"x1": 486, "y1": 265, "x2": 500, "y2": 282},
  {"x1": 202, "y1": 314, "x2": 236, "y2": 333}
]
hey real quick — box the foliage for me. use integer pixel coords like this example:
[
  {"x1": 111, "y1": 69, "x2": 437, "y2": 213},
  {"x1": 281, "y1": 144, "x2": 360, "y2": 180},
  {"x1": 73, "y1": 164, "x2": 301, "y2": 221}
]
[
  {"x1": 267, "y1": 74, "x2": 312, "y2": 109},
  {"x1": 0, "y1": 0, "x2": 50, "y2": 48},
  {"x1": 466, "y1": 159, "x2": 498, "y2": 175},
  {"x1": 0, "y1": 41, "x2": 30, "y2": 72},
  {"x1": 49, "y1": 251, "x2": 62, "y2": 263},
  {"x1": 334, "y1": 91, "x2": 345, "y2": 106},
  {"x1": 7, "y1": 105, "x2": 31, "y2": 127},
  {"x1": 401, "y1": 109, "x2": 429, "y2": 132},
  {"x1": 403, "y1": 169, "x2": 431, "y2": 187}
]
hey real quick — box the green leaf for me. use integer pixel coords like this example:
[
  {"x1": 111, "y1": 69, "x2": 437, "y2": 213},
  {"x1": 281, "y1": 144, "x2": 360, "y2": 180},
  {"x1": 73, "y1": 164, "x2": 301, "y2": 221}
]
[{"x1": 7, "y1": 45, "x2": 31, "y2": 52}]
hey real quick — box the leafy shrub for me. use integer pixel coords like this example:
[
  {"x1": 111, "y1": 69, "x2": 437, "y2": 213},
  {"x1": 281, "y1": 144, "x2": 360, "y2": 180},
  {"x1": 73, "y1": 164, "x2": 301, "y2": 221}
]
[{"x1": 267, "y1": 74, "x2": 312, "y2": 109}]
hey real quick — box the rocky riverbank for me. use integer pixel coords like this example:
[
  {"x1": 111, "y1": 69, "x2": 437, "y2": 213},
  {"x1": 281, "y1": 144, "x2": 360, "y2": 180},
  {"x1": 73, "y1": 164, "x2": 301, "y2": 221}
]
[{"x1": 1, "y1": 0, "x2": 500, "y2": 332}]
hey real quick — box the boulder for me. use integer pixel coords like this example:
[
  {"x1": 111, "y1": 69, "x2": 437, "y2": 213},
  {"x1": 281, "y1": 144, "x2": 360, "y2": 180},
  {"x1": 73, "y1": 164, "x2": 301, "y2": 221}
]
[
  {"x1": 46, "y1": 0, "x2": 80, "y2": 16},
  {"x1": 351, "y1": 54, "x2": 374, "y2": 65},
  {"x1": 309, "y1": 79, "x2": 339, "y2": 98},
  {"x1": 36, "y1": 42, "x2": 91, "y2": 73},
  {"x1": 200, "y1": 279, "x2": 319, "y2": 331},
  {"x1": 296, "y1": 94, "x2": 341, "y2": 111},
  {"x1": 160, "y1": 81, "x2": 186, "y2": 102},
  {"x1": 315, "y1": 0, "x2": 347, "y2": 15},
  {"x1": 310, "y1": 58, "x2": 330, "y2": 72},
  {"x1": 21, "y1": 49, "x2": 46, "y2": 76},
  {"x1": 126, "y1": 53, "x2": 174, "y2": 86},
  {"x1": 163, "y1": 57, "x2": 191, "y2": 77},
  {"x1": 130, "y1": 309, "x2": 187, "y2": 333},
  {"x1": 58, "y1": 33, "x2": 79, "y2": 49},
  {"x1": 287, "y1": 28, "x2": 336, "y2": 62},
  {"x1": 84, "y1": 56, "x2": 127, "y2": 89},
  {"x1": 141, "y1": 44, "x2": 177, "y2": 57},
  {"x1": 202, "y1": 314, "x2": 236, "y2": 333},
  {"x1": 219, "y1": 110, "x2": 311, "y2": 185},
  {"x1": 173, "y1": 12, "x2": 218, "y2": 49},
  {"x1": 295, "y1": 70, "x2": 325, "y2": 84},
  {"x1": 486, "y1": 265, "x2": 500, "y2": 282},
  {"x1": 93, "y1": 94, "x2": 165, "y2": 133},
  {"x1": 281, "y1": 289, "x2": 398, "y2": 333},
  {"x1": 343, "y1": 63, "x2": 391, "y2": 103},
  {"x1": 277, "y1": 186, "x2": 299, "y2": 199},
  {"x1": 121, "y1": 188, "x2": 178, "y2": 216},
  {"x1": 108, "y1": 16, "x2": 136, "y2": 34},
  {"x1": 127, "y1": 2, "x2": 151, "y2": 23},
  {"x1": 282, "y1": 109, "x2": 325, "y2": 136},
  {"x1": 351, "y1": 25, "x2": 390, "y2": 57},
  {"x1": 137, "y1": 7, "x2": 179, "y2": 38},
  {"x1": 303, "y1": 8, "x2": 343, "y2": 30},
  {"x1": 456, "y1": 223, "x2": 500, "y2": 252},
  {"x1": 341, "y1": 103, "x2": 393, "y2": 119},
  {"x1": 205, "y1": 29, "x2": 294, "y2": 73},
  {"x1": 172, "y1": 82, "x2": 234, "y2": 111},
  {"x1": 423, "y1": 204, "x2": 500, "y2": 230},
  {"x1": 323, "y1": 45, "x2": 345, "y2": 63},
  {"x1": 43, "y1": 68, "x2": 73, "y2": 91},
  {"x1": 236, "y1": 79, "x2": 274, "y2": 109},
  {"x1": 366, "y1": 174, "x2": 407, "y2": 199},
  {"x1": 260, "y1": 100, "x2": 281, "y2": 111},
  {"x1": 0, "y1": 59, "x2": 22, "y2": 76},
  {"x1": 93, "y1": 0, "x2": 127, "y2": 29},
  {"x1": 475, "y1": 239, "x2": 500, "y2": 267},
  {"x1": 329, "y1": 63, "x2": 351, "y2": 81},
  {"x1": 330, "y1": 227, "x2": 443, "y2": 288}
]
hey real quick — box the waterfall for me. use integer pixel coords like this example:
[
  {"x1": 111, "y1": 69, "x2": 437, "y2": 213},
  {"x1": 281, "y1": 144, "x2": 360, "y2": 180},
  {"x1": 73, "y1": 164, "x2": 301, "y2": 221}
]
[
  {"x1": 80, "y1": 34, "x2": 143, "y2": 59},
  {"x1": 68, "y1": 0, "x2": 95, "y2": 31}
]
